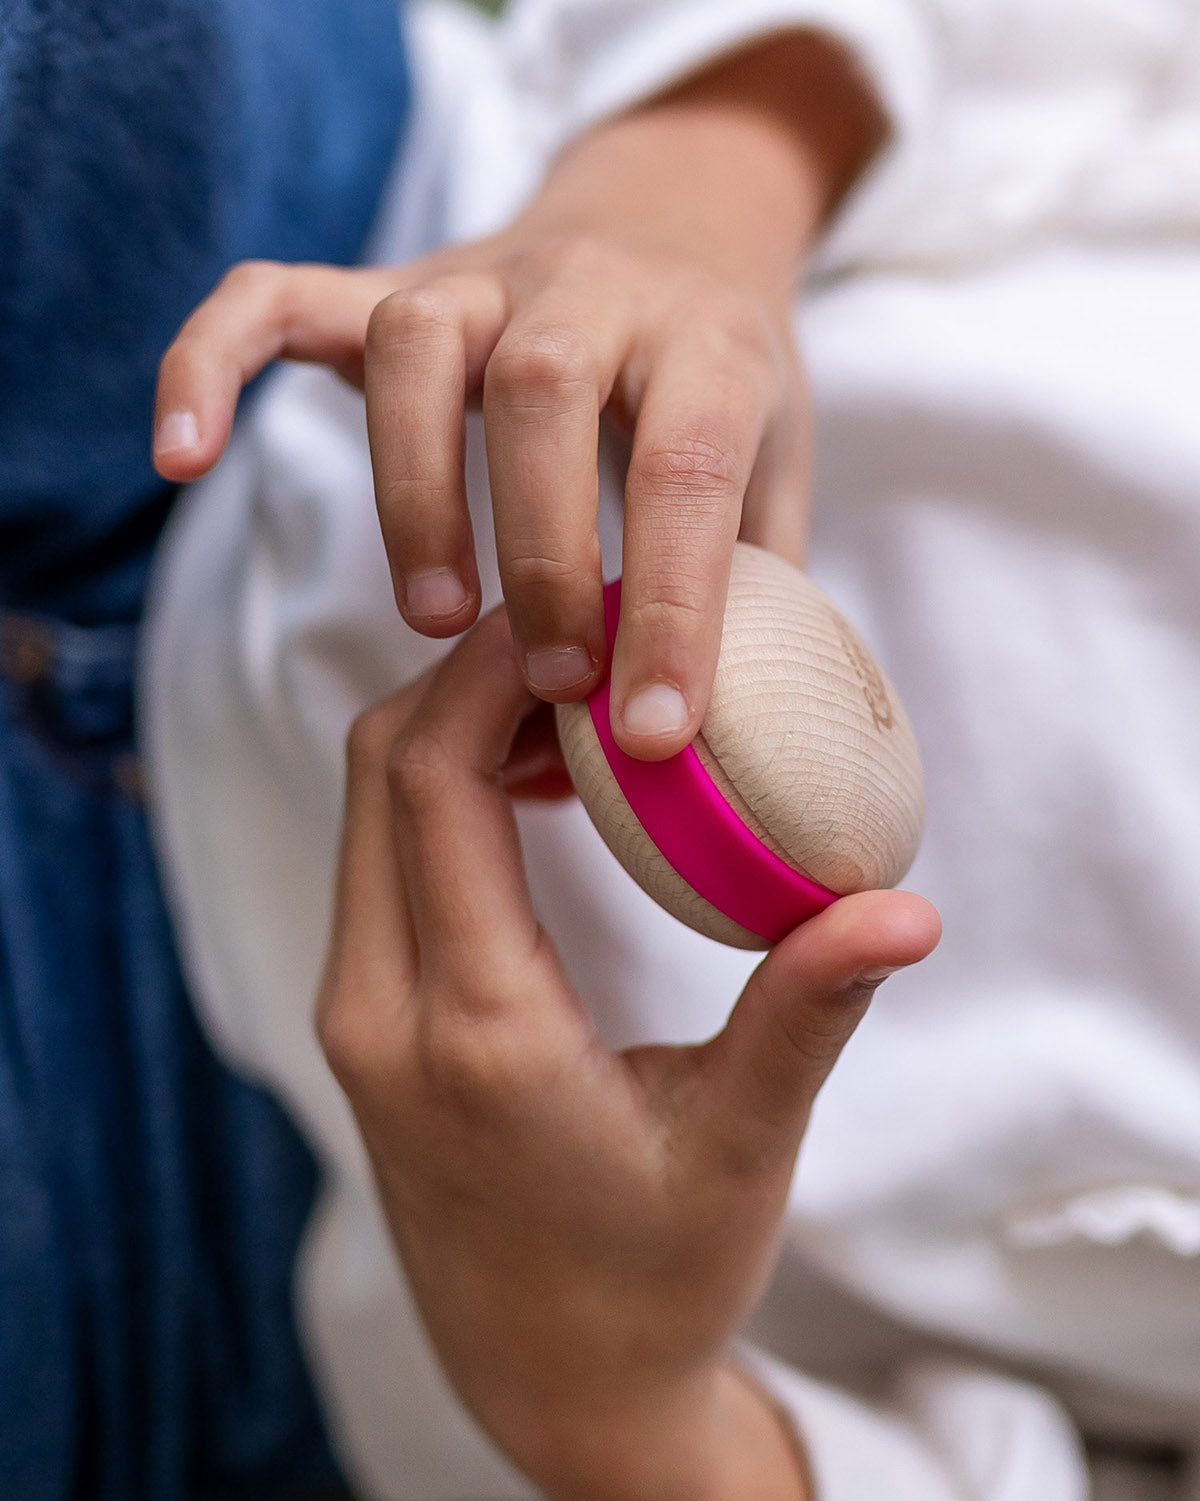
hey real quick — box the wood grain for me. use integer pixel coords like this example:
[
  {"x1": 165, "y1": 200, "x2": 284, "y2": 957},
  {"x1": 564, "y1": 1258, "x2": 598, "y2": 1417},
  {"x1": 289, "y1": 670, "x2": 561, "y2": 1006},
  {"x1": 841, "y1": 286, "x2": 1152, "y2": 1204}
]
[{"x1": 556, "y1": 543, "x2": 925, "y2": 948}]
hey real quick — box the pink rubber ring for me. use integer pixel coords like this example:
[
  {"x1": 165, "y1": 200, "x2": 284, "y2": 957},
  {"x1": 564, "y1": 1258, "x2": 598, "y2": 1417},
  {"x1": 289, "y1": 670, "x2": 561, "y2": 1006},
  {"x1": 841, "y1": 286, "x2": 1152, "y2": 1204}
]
[{"x1": 587, "y1": 580, "x2": 839, "y2": 944}]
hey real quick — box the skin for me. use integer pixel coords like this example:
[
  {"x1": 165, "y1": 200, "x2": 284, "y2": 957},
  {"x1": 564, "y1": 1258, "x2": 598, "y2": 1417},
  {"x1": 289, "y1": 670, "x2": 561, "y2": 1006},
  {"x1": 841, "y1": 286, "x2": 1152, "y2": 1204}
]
[
  {"x1": 319, "y1": 609, "x2": 940, "y2": 1500},
  {"x1": 153, "y1": 28, "x2": 886, "y2": 760},
  {"x1": 154, "y1": 29, "x2": 935, "y2": 1494}
]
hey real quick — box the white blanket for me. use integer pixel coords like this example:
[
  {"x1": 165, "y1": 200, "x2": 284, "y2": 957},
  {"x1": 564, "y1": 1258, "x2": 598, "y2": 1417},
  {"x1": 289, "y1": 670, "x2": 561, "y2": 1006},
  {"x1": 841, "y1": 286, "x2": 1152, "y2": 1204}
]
[{"x1": 143, "y1": 2, "x2": 1200, "y2": 1495}]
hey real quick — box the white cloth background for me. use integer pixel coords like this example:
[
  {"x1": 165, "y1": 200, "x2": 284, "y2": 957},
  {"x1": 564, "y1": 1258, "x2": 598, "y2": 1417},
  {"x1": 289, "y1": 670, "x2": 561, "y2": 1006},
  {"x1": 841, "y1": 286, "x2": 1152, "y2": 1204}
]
[{"x1": 144, "y1": 1, "x2": 1200, "y2": 1495}]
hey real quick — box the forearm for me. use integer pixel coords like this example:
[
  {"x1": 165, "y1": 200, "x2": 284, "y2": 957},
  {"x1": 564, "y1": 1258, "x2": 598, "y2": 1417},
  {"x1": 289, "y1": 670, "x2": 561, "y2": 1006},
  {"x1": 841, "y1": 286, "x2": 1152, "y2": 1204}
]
[{"x1": 511, "y1": 29, "x2": 888, "y2": 308}]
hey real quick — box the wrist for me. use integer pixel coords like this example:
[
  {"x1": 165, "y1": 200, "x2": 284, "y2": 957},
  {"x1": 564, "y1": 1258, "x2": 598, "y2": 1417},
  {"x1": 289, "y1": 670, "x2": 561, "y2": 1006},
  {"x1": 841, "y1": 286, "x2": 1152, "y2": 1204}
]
[
  {"x1": 518, "y1": 29, "x2": 886, "y2": 301},
  {"x1": 514, "y1": 1359, "x2": 810, "y2": 1501}
]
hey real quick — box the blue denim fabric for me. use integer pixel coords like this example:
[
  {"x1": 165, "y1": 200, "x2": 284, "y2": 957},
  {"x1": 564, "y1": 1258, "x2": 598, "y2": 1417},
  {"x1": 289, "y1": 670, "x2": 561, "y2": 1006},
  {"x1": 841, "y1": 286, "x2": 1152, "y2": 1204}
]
[
  {"x1": 0, "y1": 613, "x2": 344, "y2": 1499},
  {"x1": 0, "y1": 0, "x2": 410, "y2": 623},
  {"x1": 0, "y1": 4, "x2": 410, "y2": 1486},
  {"x1": 0, "y1": 0, "x2": 411, "y2": 1487}
]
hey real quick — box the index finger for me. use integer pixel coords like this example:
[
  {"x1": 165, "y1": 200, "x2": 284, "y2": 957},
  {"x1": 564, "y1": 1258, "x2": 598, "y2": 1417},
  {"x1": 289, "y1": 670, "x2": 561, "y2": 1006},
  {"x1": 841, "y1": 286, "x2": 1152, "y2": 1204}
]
[
  {"x1": 317, "y1": 684, "x2": 424, "y2": 1060},
  {"x1": 153, "y1": 261, "x2": 403, "y2": 481},
  {"x1": 385, "y1": 609, "x2": 548, "y2": 1005}
]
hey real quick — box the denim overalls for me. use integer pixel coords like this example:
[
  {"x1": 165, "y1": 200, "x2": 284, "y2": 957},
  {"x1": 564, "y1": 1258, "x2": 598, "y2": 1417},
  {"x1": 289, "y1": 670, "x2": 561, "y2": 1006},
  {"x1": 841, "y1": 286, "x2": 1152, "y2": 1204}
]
[{"x1": 0, "y1": 3, "x2": 409, "y2": 1494}]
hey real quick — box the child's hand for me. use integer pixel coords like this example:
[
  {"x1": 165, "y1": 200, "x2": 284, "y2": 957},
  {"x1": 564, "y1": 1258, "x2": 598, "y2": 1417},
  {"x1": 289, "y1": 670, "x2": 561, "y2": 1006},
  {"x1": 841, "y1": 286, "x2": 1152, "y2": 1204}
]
[
  {"x1": 153, "y1": 31, "x2": 885, "y2": 761},
  {"x1": 316, "y1": 607, "x2": 940, "y2": 1501}
]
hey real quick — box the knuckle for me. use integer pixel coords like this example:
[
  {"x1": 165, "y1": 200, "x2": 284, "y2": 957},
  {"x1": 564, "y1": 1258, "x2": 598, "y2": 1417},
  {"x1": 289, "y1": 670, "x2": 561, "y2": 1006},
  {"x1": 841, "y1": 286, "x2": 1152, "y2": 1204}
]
[
  {"x1": 622, "y1": 584, "x2": 708, "y2": 639},
  {"x1": 546, "y1": 232, "x2": 623, "y2": 283},
  {"x1": 636, "y1": 432, "x2": 743, "y2": 502},
  {"x1": 315, "y1": 998, "x2": 366, "y2": 1084},
  {"x1": 707, "y1": 291, "x2": 776, "y2": 360},
  {"x1": 775, "y1": 1005, "x2": 851, "y2": 1080},
  {"x1": 375, "y1": 473, "x2": 459, "y2": 518},
  {"x1": 220, "y1": 258, "x2": 285, "y2": 300},
  {"x1": 503, "y1": 545, "x2": 593, "y2": 596},
  {"x1": 511, "y1": 231, "x2": 614, "y2": 285},
  {"x1": 366, "y1": 286, "x2": 460, "y2": 354},
  {"x1": 417, "y1": 1012, "x2": 517, "y2": 1114},
  {"x1": 487, "y1": 330, "x2": 596, "y2": 406},
  {"x1": 386, "y1": 730, "x2": 455, "y2": 816},
  {"x1": 316, "y1": 993, "x2": 393, "y2": 1097},
  {"x1": 345, "y1": 700, "x2": 403, "y2": 779},
  {"x1": 156, "y1": 336, "x2": 195, "y2": 384}
]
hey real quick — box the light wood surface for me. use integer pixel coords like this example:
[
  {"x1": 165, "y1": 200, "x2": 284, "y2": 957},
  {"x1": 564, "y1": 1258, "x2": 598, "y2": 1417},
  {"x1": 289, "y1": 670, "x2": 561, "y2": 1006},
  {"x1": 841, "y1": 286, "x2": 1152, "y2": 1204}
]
[{"x1": 557, "y1": 543, "x2": 925, "y2": 949}]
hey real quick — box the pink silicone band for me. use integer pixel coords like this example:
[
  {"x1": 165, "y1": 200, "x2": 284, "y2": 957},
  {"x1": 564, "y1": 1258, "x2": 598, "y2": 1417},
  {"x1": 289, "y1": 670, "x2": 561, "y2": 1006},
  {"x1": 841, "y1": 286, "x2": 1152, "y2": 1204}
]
[{"x1": 588, "y1": 581, "x2": 839, "y2": 943}]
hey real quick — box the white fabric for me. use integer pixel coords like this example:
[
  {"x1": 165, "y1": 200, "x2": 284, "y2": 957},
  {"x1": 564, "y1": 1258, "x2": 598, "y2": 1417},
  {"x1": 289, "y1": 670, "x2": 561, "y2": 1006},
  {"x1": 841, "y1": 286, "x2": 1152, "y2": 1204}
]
[
  {"x1": 737, "y1": 1346, "x2": 1093, "y2": 1501},
  {"x1": 503, "y1": 0, "x2": 1200, "y2": 271},
  {"x1": 501, "y1": 0, "x2": 935, "y2": 203},
  {"x1": 143, "y1": 1, "x2": 1200, "y2": 1497}
]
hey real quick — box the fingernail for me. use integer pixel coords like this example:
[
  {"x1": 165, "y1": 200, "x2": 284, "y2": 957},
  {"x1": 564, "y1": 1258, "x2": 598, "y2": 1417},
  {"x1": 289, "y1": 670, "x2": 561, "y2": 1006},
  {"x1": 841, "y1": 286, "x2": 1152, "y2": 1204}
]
[
  {"x1": 622, "y1": 683, "x2": 690, "y2": 739},
  {"x1": 155, "y1": 409, "x2": 199, "y2": 454},
  {"x1": 525, "y1": 645, "x2": 593, "y2": 693},
  {"x1": 404, "y1": 568, "x2": 468, "y2": 619}
]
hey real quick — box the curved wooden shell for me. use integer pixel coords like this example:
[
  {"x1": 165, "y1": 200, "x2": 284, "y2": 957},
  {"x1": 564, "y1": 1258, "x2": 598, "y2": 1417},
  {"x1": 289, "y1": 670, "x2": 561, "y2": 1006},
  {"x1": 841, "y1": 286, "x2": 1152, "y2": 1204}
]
[{"x1": 556, "y1": 543, "x2": 925, "y2": 948}]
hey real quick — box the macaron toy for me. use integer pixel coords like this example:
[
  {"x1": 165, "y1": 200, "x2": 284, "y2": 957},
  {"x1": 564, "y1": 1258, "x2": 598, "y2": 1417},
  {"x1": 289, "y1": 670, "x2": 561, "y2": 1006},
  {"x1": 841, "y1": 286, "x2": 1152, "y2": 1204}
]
[{"x1": 555, "y1": 543, "x2": 925, "y2": 949}]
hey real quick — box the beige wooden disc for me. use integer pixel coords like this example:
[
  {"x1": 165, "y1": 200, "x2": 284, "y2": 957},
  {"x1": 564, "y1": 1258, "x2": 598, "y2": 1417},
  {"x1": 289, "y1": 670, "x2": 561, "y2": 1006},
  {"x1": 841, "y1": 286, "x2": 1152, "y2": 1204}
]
[{"x1": 556, "y1": 543, "x2": 925, "y2": 949}]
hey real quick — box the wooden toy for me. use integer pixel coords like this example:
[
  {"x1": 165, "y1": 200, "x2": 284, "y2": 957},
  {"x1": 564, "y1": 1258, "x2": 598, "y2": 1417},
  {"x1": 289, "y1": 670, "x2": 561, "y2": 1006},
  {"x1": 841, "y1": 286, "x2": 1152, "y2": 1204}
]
[{"x1": 556, "y1": 542, "x2": 924, "y2": 948}]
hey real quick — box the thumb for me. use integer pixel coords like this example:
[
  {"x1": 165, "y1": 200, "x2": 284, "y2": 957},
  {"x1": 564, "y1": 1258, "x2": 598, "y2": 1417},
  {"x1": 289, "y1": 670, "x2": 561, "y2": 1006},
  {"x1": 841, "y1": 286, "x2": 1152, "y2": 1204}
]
[{"x1": 705, "y1": 890, "x2": 941, "y2": 1150}]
